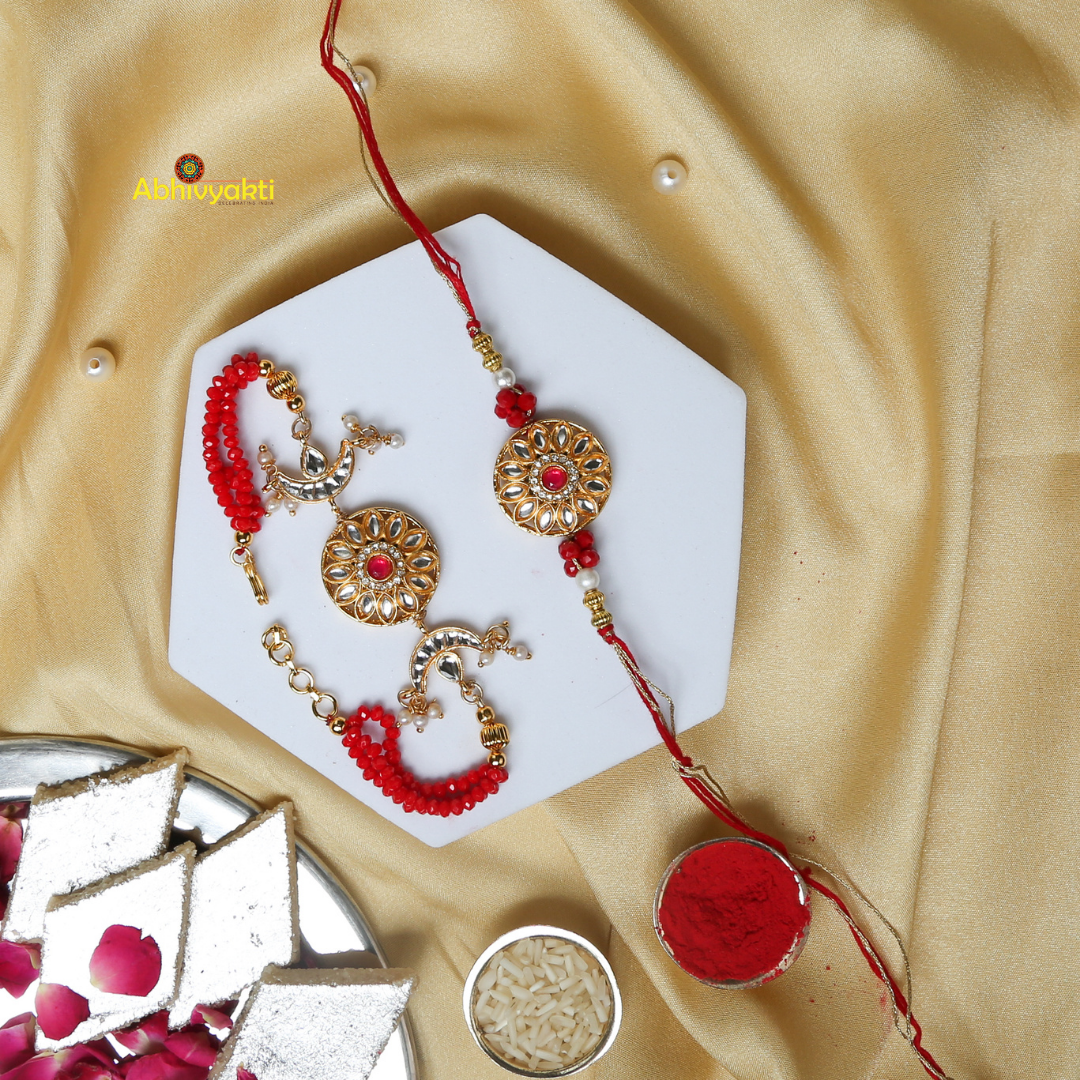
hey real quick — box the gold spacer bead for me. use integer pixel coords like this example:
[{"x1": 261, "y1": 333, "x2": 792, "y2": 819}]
[
  {"x1": 266, "y1": 369, "x2": 298, "y2": 399},
  {"x1": 234, "y1": 531, "x2": 253, "y2": 546},
  {"x1": 583, "y1": 589, "x2": 613, "y2": 629},
  {"x1": 329, "y1": 717, "x2": 346, "y2": 735},
  {"x1": 482, "y1": 351, "x2": 503, "y2": 372},
  {"x1": 258, "y1": 358, "x2": 274, "y2": 377},
  {"x1": 480, "y1": 722, "x2": 510, "y2": 750},
  {"x1": 487, "y1": 751, "x2": 507, "y2": 770},
  {"x1": 286, "y1": 395, "x2": 306, "y2": 413},
  {"x1": 476, "y1": 705, "x2": 495, "y2": 725},
  {"x1": 471, "y1": 333, "x2": 494, "y2": 354}
]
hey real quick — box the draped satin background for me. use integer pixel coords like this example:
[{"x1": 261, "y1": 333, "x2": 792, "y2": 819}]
[{"x1": 1, "y1": 0, "x2": 1077, "y2": 1076}]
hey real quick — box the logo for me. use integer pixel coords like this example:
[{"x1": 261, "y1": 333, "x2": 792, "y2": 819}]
[
  {"x1": 133, "y1": 155, "x2": 274, "y2": 205},
  {"x1": 174, "y1": 154, "x2": 204, "y2": 183}
]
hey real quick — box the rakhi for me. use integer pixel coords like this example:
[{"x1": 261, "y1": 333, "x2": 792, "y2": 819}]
[
  {"x1": 201, "y1": 354, "x2": 527, "y2": 817},
  {"x1": 316, "y1": 3, "x2": 954, "y2": 1076}
]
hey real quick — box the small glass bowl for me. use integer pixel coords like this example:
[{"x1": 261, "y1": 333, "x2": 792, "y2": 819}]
[
  {"x1": 653, "y1": 837, "x2": 811, "y2": 989},
  {"x1": 462, "y1": 924, "x2": 622, "y2": 1077}
]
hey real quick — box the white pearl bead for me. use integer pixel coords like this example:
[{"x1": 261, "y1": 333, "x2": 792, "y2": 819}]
[
  {"x1": 388, "y1": 433, "x2": 405, "y2": 449},
  {"x1": 494, "y1": 367, "x2": 516, "y2": 389},
  {"x1": 257, "y1": 450, "x2": 274, "y2": 466},
  {"x1": 426, "y1": 702, "x2": 441, "y2": 720},
  {"x1": 351, "y1": 63, "x2": 376, "y2": 95},
  {"x1": 399, "y1": 710, "x2": 415, "y2": 726},
  {"x1": 342, "y1": 413, "x2": 361, "y2": 432},
  {"x1": 265, "y1": 496, "x2": 283, "y2": 514},
  {"x1": 478, "y1": 649, "x2": 495, "y2": 667},
  {"x1": 283, "y1": 499, "x2": 299, "y2": 515},
  {"x1": 577, "y1": 568, "x2": 600, "y2": 591},
  {"x1": 414, "y1": 717, "x2": 427, "y2": 733},
  {"x1": 512, "y1": 645, "x2": 530, "y2": 661},
  {"x1": 652, "y1": 159, "x2": 687, "y2": 194},
  {"x1": 81, "y1": 346, "x2": 115, "y2": 381}
]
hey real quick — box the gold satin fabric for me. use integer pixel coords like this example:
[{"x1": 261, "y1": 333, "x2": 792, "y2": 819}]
[{"x1": 1, "y1": 1, "x2": 1075, "y2": 1076}]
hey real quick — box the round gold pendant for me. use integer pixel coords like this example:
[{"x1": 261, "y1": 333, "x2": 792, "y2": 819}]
[
  {"x1": 321, "y1": 507, "x2": 440, "y2": 625},
  {"x1": 493, "y1": 419, "x2": 612, "y2": 536}
]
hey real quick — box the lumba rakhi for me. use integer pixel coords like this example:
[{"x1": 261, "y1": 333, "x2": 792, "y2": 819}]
[
  {"x1": 201, "y1": 356, "x2": 526, "y2": 817},
  {"x1": 312, "y1": 2, "x2": 956, "y2": 1076}
]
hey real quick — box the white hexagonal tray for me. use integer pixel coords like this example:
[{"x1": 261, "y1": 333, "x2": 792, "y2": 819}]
[{"x1": 170, "y1": 215, "x2": 745, "y2": 845}]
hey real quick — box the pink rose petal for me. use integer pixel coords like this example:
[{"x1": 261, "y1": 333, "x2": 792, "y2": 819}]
[
  {"x1": 88, "y1": 928, "x2": 160, "y2": 997},
  {"x1": 54, "y1": 1045, "x2": 115, "y2": 1072},
  {"x1": 69, "y1": 1067, "x2": 122, "y2": 1080},
  {"x1": 235, "y1": 1071, "x2": 256, "y2": 1080},
  {"x1": 0, "y1": 942, "x2": 41, "y2": 999},
  {"x1": 187, "y1": 1007, "x2": 231, "y2": 1033},
  {"x1": 0, "y1": 820, "x2": 23, "y2": 887},
  {"x1": 35, "y1": 985, "x2": 90, "y2": 1041},
  {"x1": 0, "y1": 1015, "x2": 35, "y2": 1072},
  {"x1": 120, "y1": 1050, "x2": 208, "y2": 1080},
  {"x1": 162, "y1": 1030, "x2": 217, "y2": 1069},
  {"x1": 0, "y1": 1053, "x2": 68, "y2": 1080},
  {"x1": 110, "y1": 1013, "x2": 167, "y2": 1057}
]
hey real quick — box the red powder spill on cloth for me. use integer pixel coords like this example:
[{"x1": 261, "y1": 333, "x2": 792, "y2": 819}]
[{"x1": 658, "y1": 842, "x2": 810, "y2": 983}]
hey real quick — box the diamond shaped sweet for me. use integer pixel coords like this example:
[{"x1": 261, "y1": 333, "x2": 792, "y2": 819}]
[
  {"x1": 4, "y1": 750, "x2": 187, "y2": 943},
  {"x1": 169, "y1": 803, "x2": 298, "y2": 1028}
]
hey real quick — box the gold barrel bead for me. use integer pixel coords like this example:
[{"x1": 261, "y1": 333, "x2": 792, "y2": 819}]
[
  {"x1": 266, "y1": 369, "x2": 298, "y2": 399},
  {"x1": 480, "y1": 722, "x2": 510, "y2": 750},
  {"x1": 583, "y1": 589, "x2": 613, "y2": 629},
  {"x1": 471, "y1": 333, "x2": 494, "y2": 354},
  {"x1": 482, "y1": 351, "x2": 503, "y2": 372}
]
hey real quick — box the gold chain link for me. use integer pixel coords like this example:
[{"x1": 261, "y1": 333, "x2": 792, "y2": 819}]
[{"x1": 261, "y1": 625, "x2": 344, "y2": 732}]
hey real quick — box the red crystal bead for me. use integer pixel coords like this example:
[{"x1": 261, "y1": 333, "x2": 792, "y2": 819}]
[
  {"x1": 366, "y1": 554, "x2": 394, "y2": 581},
  {"x1": 541, "y1": 465, "x2": 568, "y2": 492},
  {"x1": 579, "y1": 549, "x2": 599, "y2": 567}
]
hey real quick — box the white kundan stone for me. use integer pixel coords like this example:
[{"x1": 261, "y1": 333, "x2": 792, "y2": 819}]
[
  {"x1": 209, "y1": 965, "x2": 415, "y2": 1080},
  {"x1": 169, "y1": 802, "x2": 298, "y2": 1028},
  {"x1": 4, "y1": 750, "x2": 187, "y2": 943},
  {"x1": 37, "y1": 844, "x2": 195, "y2": 1050}
]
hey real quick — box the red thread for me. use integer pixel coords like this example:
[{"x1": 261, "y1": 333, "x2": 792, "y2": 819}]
[
  {"x1": 657, "y1": 841, "x2": 810, "y2": 984},
  {"x1": 320, "y1": 0, "x2": 479, "y2": 331},
  {"x1": 598, "y1": 620, "x2": 948, "y2": 1079}
]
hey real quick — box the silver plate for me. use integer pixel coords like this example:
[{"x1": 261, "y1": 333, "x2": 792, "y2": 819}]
[{"x1": 0, "y1": 736, "x2": 416, "y2": 1080}]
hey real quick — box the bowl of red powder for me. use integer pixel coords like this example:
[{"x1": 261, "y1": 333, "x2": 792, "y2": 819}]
[{"x1": 653, "y1": 837, "x2": 811, "y2": 988}]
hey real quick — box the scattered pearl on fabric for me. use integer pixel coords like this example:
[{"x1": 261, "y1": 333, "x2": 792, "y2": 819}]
[
  {"x1": 351, "y1": 64, "x2": 377, "y2": 95},
  {"x1": 81, "y1": 346, "x2": 115, "y2": 381},
  {"x1": 494, "y1": 367, "x2": 517, "y2": 389},
  {"x1": 577, "y1": 568, "x2": 600, "y2": 591},
  {"x1": 652, "y1": 159, "x2": 687, "y2": 193}
]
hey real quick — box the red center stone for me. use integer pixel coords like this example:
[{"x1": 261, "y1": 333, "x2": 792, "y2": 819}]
[
  {"x1": 541, "y1": 465, "x2": 569, "y2": 492},
  {"x1": 366, "y1": 554, "x2": 394, "y2": 581}
]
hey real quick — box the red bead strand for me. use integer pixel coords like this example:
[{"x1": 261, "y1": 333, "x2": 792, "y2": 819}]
[
  {"x1": 202, "y1": 352, "x2": 266, "y2": 536},
  {"x1": 494, "y1": 385, "x2": 537, "y2": 429},
  {"x1": 341, "y1": 704, "x2": 505, "y2": 814},
  {"x1": 558, "y1": 530, "x2": 599, "y2": 578}
]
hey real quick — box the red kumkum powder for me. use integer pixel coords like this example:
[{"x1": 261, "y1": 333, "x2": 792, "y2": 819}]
[{"x1": 657, "y1": 840, "x2": 810, "y2": 984}]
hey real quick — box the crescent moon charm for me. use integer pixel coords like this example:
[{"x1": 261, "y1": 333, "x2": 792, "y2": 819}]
[
  {"x1": 409, "y1": 626, "x2": 485, "y2": 696},
  {"x1": 271, "y1": 439, "x2": 356, "y2": 503}
]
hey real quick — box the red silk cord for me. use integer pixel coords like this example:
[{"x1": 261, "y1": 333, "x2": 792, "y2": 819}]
[
  {"x1": 320, "y1": 0, "x2": 480, "y2": 332},
  {"x1": 320, "y1": 8, "x2": 950, "y2": 1077}
]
